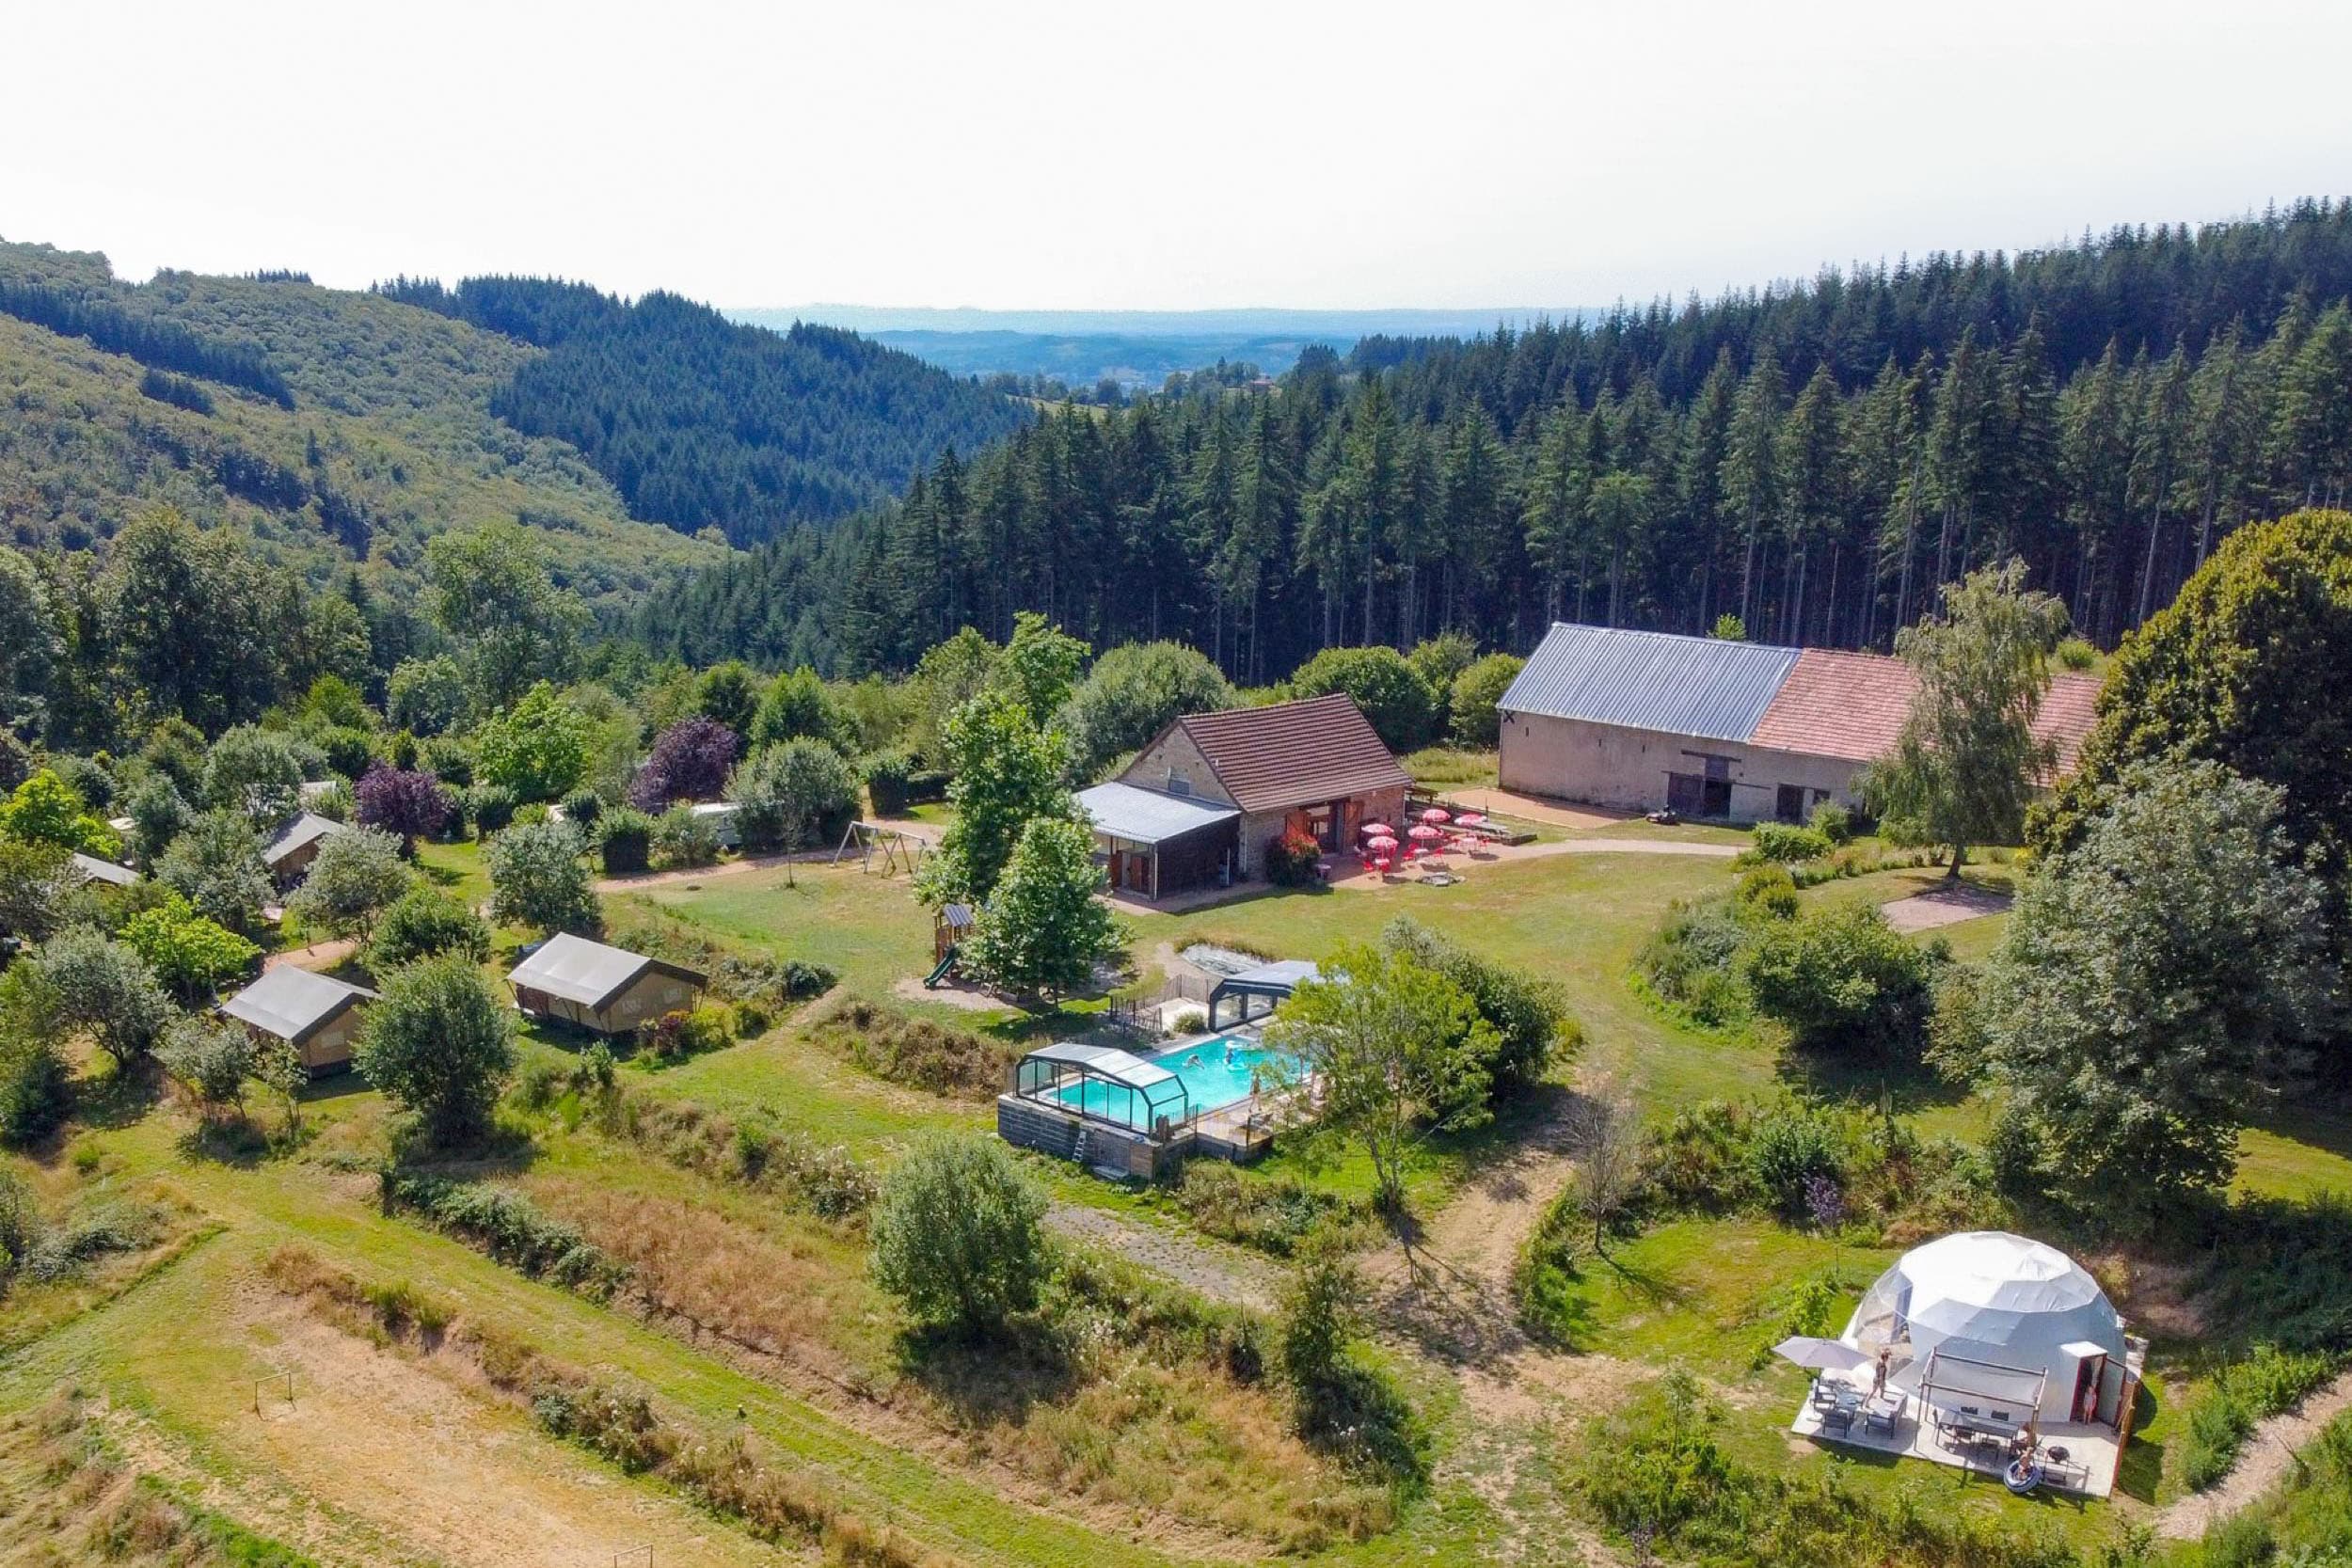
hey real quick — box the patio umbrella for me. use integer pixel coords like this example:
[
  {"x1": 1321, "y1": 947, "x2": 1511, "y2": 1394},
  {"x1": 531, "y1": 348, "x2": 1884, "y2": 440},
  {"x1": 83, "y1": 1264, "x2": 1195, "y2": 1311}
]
[
  {"x1": 1418, "y1": 807, "x2": 1453, "y2": 825},
  {"x1": 1772, "y1": 1336, "x2": 1874, "y2": 1375},
  {"x1": 1365, "y1": 834, "x2": 1399, "y2": 852},
  {"x1": 1358, "y1": 822, "x2": 1393, "y2": 838},
  {"x1": 1408, "y1": 824, "x2": 1443, "y2": 844}
]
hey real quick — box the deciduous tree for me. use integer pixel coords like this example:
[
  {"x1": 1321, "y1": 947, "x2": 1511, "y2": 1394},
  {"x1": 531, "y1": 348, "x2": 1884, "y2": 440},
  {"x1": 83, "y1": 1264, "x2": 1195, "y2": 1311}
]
[
  {"x1": 963, "y1": 817, "x2": 1127, "y2": 1001},
  {"x1": 1862, "y1": 560, "x2": 2070, "y2": 873},
  {"x1": 1982, "y1": 758, "x2": 2337, "y2": 1213},
  {"x1": 354, "y1": 953, "x2": 516, "y2": 1145},
  {"x1": 1265, "y1": 942, "x2": 1497, "y2": 1213}
]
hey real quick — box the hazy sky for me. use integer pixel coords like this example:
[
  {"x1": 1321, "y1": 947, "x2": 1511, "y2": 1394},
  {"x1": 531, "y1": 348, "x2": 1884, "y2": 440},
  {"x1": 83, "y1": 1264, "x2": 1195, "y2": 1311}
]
[{"x1": 8, "y1": 0, "x2": 2349, "y2": 311}]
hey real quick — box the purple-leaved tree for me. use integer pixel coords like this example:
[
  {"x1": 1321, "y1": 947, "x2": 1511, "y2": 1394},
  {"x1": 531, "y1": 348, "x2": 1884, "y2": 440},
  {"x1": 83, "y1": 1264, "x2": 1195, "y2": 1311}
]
[
  {"x1": 629, "y1": 717, "x2": 739, "y2": 810},
  {"x1": 355, "y1": 764, "x2": 456, "y2": 856}
]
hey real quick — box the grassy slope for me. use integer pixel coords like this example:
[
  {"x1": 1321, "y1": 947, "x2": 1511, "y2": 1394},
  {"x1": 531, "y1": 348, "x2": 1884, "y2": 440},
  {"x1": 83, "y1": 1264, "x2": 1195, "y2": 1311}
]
[
  {"x1": 0, "y1": 241, "x2": 720, "y2": 605},
  {"x1": 12, "y1": 837, "x2": 2350, "y2": 1564}
]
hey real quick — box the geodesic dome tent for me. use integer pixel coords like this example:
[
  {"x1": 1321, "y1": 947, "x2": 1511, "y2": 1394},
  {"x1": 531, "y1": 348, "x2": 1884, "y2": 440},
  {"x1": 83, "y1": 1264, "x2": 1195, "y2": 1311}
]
[{"x1": 1844, "y1": 1231, "x2": 2129, "y2": 1425}]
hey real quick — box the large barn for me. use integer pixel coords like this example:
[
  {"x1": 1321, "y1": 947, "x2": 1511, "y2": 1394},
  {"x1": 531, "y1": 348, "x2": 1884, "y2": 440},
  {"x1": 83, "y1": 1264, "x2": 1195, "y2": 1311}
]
[{"x1": 1496, "y1": 624, "x2": 2101, "y2": 823}]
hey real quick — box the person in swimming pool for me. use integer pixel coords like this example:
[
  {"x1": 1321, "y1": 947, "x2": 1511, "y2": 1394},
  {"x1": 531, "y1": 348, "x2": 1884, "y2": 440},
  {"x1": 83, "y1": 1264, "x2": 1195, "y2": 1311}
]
[{"x1": 1184, "y1": 1053, "x2": 1204, "y2": 1069}]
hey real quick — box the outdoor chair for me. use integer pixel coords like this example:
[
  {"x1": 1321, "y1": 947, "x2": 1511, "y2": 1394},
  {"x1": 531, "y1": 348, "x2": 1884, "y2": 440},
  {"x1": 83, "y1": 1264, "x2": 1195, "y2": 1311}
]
[
  {"x1": 1809, "y1": 1380, "x2": 1841, "y2": 1412},
  {"x1": 1863, "y1": 1402, "x2": 1900, "y2": 1436}
]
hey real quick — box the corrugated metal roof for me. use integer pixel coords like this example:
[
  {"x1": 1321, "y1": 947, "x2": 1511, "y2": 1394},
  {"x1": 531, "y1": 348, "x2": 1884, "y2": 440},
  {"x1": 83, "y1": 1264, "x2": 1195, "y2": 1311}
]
[
  {"x1": 1077, "y1": 782, "x2": 1240, "y2": 845},
  {"x1": 1500, "y1": 624, "x2": 1801, "y2": 743},
  {"x1": 507, "y1": 932, "x2": 698, "y2": 1009},
  {"x1": 221, "y1": 966, "x2": 374, "y2": 1043}
]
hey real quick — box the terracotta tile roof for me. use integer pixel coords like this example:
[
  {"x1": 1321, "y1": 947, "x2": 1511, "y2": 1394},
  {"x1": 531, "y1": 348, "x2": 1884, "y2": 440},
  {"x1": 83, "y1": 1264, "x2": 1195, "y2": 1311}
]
[
  {"x1": 1746, "y1": 649, "x2": 1916, "y2": 763},
  {"x1": 1165, "y1": 693, "x2": 1411, "y2": 815},
  {"x1": 1747, "y1": 649, "x2": 2103, "y2": 775}
]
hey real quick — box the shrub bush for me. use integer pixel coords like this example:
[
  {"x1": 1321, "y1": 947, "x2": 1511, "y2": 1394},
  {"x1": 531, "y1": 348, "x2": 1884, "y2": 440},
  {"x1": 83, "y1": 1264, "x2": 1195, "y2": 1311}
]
[
  {"x1": 869, "y1": 1133, "x2": 1049, "y2": 1337},
  {"x1": 561, "y1": 788, "x2": 603, "y2": 829},
  {"x1": 388, "y1": 1172, "x2": 624, "y2": 1295},
  {"x1": 1264, "y1": 828, "x2": 1324, "y2": 888},
  {"x1": 596, "y1": 808, "x2": 654, "y2": 875},
  {"x1": 1176, "y1": 1163, "x2": 1376, "y2": 1257},
  {"x1": 644, "y1": 1004, "x2": 733, "y2": 1061},
  {"x1": 1746, "y1": 822, "x2": 1834, "y2": 863},
  {"x1": 365, "y1": 886, "x2": 491, "y2": 970},
  {"x1": 651, "y1": 805, "x2": 720, "y2": 869},
  {"x1": 860, "y1": 749, "x2": 914, "y2": 816},
  {"x1": 1747, "y1": 1107, "x2": 1846, "y2": 1218},
  {"x1": 1732, "y1": 863, "x2": 1802, "y2": 921},
  {"x1": 467, "y1": 783, "x2": 516, "y2": 837},
  {"x1": 1744, "y1": 905, "x2": 1940, "y2": 1062},
  {"x1": 1808, "y1": 800, "x2": 1856, "y2": 844},
  {"x1": 1637, "y1": 899, "x2": 1756, "y2": 1028},
  {"x1": 2055, "y1": 636, "x2": 2098, "y2": 671},
  {"x1": 804, "y1": 995, "x2": 1013, "y2": 1099}
]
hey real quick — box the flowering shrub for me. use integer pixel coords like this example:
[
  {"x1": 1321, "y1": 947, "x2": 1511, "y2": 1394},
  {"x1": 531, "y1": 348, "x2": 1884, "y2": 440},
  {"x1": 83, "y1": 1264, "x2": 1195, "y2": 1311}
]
[{"x1": 1264, "y1": 829, "x2": 1324, "y2": 887}]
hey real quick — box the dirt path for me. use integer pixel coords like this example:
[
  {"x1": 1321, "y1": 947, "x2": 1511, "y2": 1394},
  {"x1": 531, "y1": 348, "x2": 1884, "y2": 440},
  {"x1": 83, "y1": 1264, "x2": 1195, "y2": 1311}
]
[
  {"x1": 94, "y1": 1283, "x2": 785, "y2": 1568},
  {"x1": 1444, "y1": 788, "x2": 1630, "y2": 832},
  {"x1": 1352, "y1": 1092, "x2": 1642, "y2": 1566},
  {"x1": 593, "y1": 847, "x2": 843, "y2": 894},
  {"x1": 263, "y1": 938, "x2": 358, "y2": 972},
  {"x1": 1044, "y1": 1203, "x2": 1280, "y2": 1312},
  {"x1": 890, "y1": 974, "x2": 1009, "y2": 1012},
  {"x1": 2155, "y1": 1367, "x2": 2352, "y2": 1539}
]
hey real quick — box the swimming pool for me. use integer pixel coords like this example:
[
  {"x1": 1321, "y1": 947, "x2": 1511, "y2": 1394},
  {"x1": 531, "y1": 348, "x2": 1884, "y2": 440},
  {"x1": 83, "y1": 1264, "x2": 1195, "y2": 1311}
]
[{"x1": 1042, "y1": 1035, "x2": 1297, "y2": 1130}]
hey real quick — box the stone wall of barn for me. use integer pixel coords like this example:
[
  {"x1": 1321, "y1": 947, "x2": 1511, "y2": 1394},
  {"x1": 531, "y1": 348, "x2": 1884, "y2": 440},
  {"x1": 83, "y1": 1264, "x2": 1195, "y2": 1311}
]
[{"x1": 1496, "y1": 710, "x2": 1863, "y2": 823}]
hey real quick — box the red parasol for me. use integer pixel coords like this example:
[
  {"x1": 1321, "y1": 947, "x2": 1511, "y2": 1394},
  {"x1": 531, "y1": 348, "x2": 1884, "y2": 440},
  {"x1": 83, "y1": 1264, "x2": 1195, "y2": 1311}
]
[
  {"x1": 1359, "y1": 821, "x2": 1393, "y2": 838},
  {"x1": 1407, "y1": 824, "x2": 1442, "y2": 843},
  {"x1": 1365, "y1": 833, "x2": 1399, "y2": 851},
  {"x1": 1454, "y1": 813, "x2": 1486, "y2": 828},
  {"x1": 1418, "y1": 807, "x2": 1453, "y2": 825}
]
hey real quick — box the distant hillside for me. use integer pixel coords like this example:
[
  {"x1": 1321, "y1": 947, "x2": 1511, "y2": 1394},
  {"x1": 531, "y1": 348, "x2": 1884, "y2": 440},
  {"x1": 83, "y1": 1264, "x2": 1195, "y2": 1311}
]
[
  {"x1": 385, "y1": 278, "x2": 1030, "y2": 546},
  {"x1": 732, "y1": 306, "x2": 1596, "y2": 386},
  {"x1": 0, "y1": 240, "x2": 720, "y2": 609}
]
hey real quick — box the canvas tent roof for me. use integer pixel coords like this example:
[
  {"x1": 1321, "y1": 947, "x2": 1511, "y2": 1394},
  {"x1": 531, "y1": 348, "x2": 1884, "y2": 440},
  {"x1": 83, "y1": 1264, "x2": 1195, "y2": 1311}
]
[
  {"x1": 508, "y1": 932, "x2": 703, "y2": 1011},
  {"x1": 262, "y1": 812, "x2": 345, "y2": 866},
  {"x1": 221, "y1": 966, "x2": 375, "y2": 1044},
  {"x1": 70, "y1": 852, "x2": 138, "y2": 888},
  {"x1": 1077, "y1": 781, "x2": 1239, "y2": 845},
  {"x1": 1844, "y1": 1231, "x2": 2124, "y2": 1408}
]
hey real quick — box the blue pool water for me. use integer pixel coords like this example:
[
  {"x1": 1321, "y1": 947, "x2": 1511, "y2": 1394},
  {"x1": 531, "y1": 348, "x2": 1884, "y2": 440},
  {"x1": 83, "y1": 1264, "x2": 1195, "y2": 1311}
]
[{"x1": 1046, "y1": 1035, "x2": 1297, "y2": 1130}]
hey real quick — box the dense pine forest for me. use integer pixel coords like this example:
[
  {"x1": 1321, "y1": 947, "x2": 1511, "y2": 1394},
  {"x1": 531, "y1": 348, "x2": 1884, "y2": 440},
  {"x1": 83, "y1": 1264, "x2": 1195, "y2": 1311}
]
[
  {"x1": 375, "y1": 277, "x2": 1029, "y2": 546},
  {"x1": 636, "y1": 199, "x2": 2352, "y2": 678}
]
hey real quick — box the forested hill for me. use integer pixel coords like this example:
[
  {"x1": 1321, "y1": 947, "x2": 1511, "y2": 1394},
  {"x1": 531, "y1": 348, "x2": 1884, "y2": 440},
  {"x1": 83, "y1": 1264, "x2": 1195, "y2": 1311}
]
[
  {"x1": 633, "y1": 199, "x2": 2352, "y2": 679},
  {"x1": 376, "y1": 277, "x2": 1030, "y2": 546},
  {"x1": 0, "y1": 239, "x2": 720, "y2": 610}
]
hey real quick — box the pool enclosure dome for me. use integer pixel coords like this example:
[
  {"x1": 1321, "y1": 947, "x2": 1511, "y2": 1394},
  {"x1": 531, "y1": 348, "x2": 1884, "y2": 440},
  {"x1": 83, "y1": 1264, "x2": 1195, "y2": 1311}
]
[{"x1": 1844, "y1": 1231, "x2": 2126, "y2": 1417}]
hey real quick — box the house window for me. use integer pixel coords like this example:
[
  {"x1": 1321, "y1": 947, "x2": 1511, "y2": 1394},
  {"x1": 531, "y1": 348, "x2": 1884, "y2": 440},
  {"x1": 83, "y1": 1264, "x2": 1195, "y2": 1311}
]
[{"x1": 1775, "y1": 784, "x2": 1806, "y2": 823}]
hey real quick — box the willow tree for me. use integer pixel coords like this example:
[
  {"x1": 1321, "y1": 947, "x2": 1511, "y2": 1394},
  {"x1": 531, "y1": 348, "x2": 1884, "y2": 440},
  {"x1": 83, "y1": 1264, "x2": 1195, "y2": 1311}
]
[{"x1": 1862, "y1": 560, "x2": 2069, "y2": 875}]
